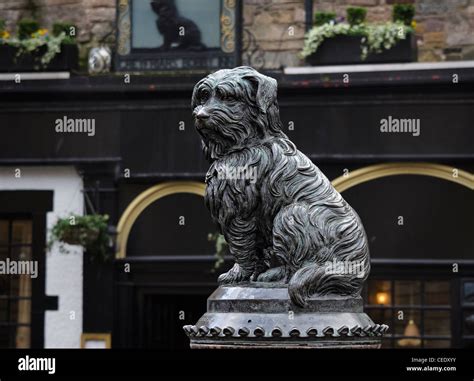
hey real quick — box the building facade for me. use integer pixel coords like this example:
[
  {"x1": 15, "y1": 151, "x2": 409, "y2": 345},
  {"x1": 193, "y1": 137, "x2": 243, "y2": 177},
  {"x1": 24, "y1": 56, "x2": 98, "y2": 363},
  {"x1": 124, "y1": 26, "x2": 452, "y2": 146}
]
[
  {"x1": 2, "y1": 0, "x2": 474, "y2": 68},
  {"x1": 0, "y1": 0, "x2": 473, "y2": 349}
]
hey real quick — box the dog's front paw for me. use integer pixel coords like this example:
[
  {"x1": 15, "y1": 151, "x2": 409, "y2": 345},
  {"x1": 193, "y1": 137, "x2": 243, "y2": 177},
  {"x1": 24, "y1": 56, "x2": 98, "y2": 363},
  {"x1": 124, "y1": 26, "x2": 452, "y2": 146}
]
[{"x1": 218, "y1": 263, "x2": 251, "y2": 285}]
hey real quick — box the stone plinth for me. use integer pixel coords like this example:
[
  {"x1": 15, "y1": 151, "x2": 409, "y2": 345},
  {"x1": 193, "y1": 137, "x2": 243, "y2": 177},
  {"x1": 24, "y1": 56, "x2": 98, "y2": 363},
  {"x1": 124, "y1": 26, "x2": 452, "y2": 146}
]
[{"x1": 184, "y1": 285, "x2": 387, "y2": 349}]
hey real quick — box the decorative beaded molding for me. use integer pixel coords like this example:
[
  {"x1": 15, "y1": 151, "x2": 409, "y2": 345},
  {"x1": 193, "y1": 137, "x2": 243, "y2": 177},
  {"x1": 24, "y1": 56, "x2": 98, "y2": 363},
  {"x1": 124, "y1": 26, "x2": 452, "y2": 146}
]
[{"x1": 184, "y1": 324, "x2": 389, "y2": 339}]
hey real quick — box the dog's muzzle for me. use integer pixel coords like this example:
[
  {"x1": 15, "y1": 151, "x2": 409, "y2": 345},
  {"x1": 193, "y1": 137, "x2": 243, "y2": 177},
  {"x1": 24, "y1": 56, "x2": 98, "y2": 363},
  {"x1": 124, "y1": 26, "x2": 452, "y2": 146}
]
[
  {"x1": 194, "y1": 108, "x2": 211, "y2": 130},
  {"x1": 195, "y1": 108, "x2": 210, "y2": 120}
]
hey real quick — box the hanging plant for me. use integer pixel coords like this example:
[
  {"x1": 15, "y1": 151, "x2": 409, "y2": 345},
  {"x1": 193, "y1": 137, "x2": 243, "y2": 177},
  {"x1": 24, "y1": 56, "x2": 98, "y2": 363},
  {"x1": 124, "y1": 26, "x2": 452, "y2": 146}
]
[{"x1": 48, "y1": 214, "x2": 112, "y2": 262}]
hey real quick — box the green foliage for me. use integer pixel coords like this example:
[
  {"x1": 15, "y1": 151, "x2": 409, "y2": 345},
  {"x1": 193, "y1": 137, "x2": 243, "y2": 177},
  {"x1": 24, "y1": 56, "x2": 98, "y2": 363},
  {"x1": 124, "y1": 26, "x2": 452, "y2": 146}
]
[
  {"x1": 8, "y1": 31, "x2": 68, "y2": 67},
  {"x1": 0, "y1": 19, "x2": 5, "y2": 32},
  {"x1": 2, "y1": 19, "x2": 76, "y2": 67},
  {"x1": 48, "y1": 214, "x2": 111, "y2": 262},
  {"x1": 52, "y1": 22, "x2": 76, "y2": 44},
  {"x1": 347, "y1": 7, "x2": 367, "y2": 26},
  {"x1": 208, "y1": 232, "x2": 228, "y2": 272},
  {"x1": 392, "y1": 3, "x2": 415, "y2": 26},
  {"x1": 18, "y1": 18, "x2": 39, "y2": 40},
  {"x1": 314, "y1": 11, "x2": 336, "y2": 26}
]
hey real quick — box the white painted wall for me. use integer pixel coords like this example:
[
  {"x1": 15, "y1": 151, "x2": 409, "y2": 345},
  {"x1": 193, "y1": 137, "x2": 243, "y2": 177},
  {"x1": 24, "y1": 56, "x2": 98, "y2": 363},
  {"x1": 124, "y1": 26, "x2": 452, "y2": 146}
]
[{"x1": 0, "y1": 166, "x2": 83, "y2": 348}]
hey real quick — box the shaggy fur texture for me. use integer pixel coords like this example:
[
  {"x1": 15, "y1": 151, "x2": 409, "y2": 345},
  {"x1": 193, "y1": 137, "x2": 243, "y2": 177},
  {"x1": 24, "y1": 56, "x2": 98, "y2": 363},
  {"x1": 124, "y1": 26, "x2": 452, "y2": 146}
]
[{"x1": 192, "y1": 66, "x2": 370, "y2": 307}]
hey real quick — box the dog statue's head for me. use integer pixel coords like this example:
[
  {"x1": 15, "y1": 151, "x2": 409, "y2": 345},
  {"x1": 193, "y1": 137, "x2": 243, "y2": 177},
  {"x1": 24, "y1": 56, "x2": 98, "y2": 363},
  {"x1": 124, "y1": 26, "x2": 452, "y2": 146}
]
[{"x1": 192, "y1": 66, "x2": 284, "y2": 161}]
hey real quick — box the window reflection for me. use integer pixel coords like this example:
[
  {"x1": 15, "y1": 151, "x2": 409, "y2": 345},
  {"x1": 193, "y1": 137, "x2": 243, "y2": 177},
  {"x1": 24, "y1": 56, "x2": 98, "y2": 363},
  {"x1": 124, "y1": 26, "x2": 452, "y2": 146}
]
[
  {"x1": 0, "y1": 218, "x2": 32, "y2": 349},
  {"x1": 367, "y1": 279, "x2": 391, "y2": 305},
  {"x1": 464, "y1": 282, "x2": 474, "y2": 303},
  {"x1": 395, "y1": 280, "x2": 421, "y2": 305},
  {"x1": 0, "y1": 221, "x2": 8, "y2": 245},
  {"x1": 463, "y1": 311, "x2": 474, "y2": 335},
  {"x1": 12, "y1": 220, "x2": 32, "y2": 245},
  {"x1": 425, "y1": 281, "x2": 450, "y2": 305},
  {"x1": 396, "y1": 319, "x2": 422, "y2": 348},
  {"x1": 366, "y1": 279, "x2": 452, "y2": 348},
  {"x1": 132, "y1": 0, "x2": 220, "y2": 50},
  {"x1": 425, "y1": 311, "x2": 451, "y2": 335},
  {"x1": 395, "y1": 309, "x2": 421, "y2": 348}
]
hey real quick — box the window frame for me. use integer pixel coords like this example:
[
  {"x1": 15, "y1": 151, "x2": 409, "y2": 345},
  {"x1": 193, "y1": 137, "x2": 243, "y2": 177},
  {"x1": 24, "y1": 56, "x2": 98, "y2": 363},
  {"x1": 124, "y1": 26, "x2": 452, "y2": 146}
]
[
  {"x1": 364, "y1": 277, "x2": 454, "y2": 348},
  {"x1": 0, "y1": 215, "x2": 34, "y2": 348},
  {"x1": 0, "y1": 191, "x2": 55, "y2": 348},
  {"x1": 115, "y1": 0, "x2": 243, "y2": 72}
]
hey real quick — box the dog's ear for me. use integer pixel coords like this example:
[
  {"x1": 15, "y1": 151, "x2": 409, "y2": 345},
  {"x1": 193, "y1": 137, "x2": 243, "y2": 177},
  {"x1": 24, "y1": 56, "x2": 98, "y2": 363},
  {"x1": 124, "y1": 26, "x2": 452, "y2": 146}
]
[
  {"x1": 191, "y1": 78, "x2": 206, "y2": 109},
  {"x1": 243, "y1": 71, "x2": 277, "y2": 114}
]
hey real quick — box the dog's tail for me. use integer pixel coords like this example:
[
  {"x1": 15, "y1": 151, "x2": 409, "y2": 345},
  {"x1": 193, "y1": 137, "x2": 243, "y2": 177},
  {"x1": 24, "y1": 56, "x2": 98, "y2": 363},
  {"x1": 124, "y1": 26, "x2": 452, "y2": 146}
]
[{"x1": 288, "y1": 263, "x2": 326, "y2": 307}]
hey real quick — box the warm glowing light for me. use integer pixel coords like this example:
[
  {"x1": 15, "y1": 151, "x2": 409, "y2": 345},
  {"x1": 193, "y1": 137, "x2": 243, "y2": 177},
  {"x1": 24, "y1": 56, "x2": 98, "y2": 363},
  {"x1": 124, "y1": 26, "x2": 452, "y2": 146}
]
[
  {"x1": 398, "y1": 319, "x2": 421, "y2": 347},
  {"x1": 376, "y1": 291, "x2": 389, "y2": 305}
]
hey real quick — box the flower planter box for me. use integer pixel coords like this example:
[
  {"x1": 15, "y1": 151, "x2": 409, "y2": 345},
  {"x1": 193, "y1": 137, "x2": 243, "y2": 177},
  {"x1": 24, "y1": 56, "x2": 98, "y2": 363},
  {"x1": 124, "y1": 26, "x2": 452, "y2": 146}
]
[
  {"x1": 0, "y1": 43, "x2": 78, "y2": 72},
  {"x1": 306, "y1": 33, "x2": 417, "y2": 66}
]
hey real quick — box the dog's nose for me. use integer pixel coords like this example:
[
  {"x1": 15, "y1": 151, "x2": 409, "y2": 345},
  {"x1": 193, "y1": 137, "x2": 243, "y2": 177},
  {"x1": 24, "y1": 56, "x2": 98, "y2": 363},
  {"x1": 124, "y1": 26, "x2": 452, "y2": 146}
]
[{"x1": 195, "y1": 108, "x2": 210, "y2": 120}]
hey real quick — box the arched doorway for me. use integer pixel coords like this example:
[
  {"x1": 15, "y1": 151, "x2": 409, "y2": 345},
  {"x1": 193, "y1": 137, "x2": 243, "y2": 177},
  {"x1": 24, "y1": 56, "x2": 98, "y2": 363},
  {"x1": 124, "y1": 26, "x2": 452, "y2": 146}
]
[
  {"x1": 331, "y1": 163, "x2": 473, "y2": 348},
  {"x1": 114, "y1": 181, "x2": 221, "y2": 349}
]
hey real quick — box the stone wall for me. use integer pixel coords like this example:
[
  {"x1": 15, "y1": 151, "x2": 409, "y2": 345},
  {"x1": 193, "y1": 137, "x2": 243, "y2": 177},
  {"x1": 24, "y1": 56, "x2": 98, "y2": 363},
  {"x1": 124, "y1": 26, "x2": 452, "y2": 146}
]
[
  {"x1": 306, "y1": 0, "x2": 474, "y2": 63},
  {"x1": 1, "y1": 0, "x2": 474, "y2": 69},
  {"x1": 244, "y1": 0, "x2": 474, "y2": 67},
  {"x1": 243, "y1": 0, "x2": 306, "y2": 69},
  {"x1": 0, "y1": 0, "x2": 116, "y2": 60}
]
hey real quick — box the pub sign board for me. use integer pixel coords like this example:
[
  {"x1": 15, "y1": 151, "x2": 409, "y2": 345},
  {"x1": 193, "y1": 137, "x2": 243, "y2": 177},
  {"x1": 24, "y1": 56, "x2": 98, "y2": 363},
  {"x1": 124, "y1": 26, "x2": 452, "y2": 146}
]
[{"x1": 116, "y1": 0, "x2": 242, "y2": 72}]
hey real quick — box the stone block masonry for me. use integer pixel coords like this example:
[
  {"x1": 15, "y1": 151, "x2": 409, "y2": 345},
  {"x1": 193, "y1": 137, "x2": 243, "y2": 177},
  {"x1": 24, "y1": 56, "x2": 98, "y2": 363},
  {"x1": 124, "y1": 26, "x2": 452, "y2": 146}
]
[
  {"x1": 0, "y1": 0, "x2": 115, "y2": 63},
  {"x1": 1, "y1": 1, "x2": 473, "y2": 71}
]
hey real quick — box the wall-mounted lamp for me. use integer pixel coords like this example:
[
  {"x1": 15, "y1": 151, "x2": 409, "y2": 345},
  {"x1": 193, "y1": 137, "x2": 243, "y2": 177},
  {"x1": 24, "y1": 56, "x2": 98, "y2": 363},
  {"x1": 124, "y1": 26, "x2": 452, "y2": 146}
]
[{"x1": 376, "y1": 291, "x2": 390, "y2": 305}]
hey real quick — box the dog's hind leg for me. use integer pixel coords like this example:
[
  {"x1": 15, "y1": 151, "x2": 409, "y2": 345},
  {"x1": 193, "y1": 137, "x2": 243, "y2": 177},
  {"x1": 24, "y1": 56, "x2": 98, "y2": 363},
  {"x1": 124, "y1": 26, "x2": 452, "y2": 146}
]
[
  {"x1": 256, "y1": 265, "x2": 287, "y2": 282},
  {"x1": 271, "y1": 203, "x2": 323, "y2": 305},
  {"x1": 218, "y1": 217, "x2": 258, "y2": 285},
  {"x1": 272, "y1": 203, "x2": 317, "y2": 270},
  {"x1": 273, "y1": 203, "x2": 370, "y2": 307}
]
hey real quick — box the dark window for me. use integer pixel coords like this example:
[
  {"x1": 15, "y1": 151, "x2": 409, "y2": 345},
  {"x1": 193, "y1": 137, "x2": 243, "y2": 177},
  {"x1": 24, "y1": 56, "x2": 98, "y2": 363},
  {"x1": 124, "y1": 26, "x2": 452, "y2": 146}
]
[
  {"x1": 364, "y1": 279, "x2": 452, "y2": 348},
  {"x1": 0, "y1": 217, "x2": 33, "y2": 348},
  {"x1": 142, "y1": 293, "x2": 208, "y2": 349}
]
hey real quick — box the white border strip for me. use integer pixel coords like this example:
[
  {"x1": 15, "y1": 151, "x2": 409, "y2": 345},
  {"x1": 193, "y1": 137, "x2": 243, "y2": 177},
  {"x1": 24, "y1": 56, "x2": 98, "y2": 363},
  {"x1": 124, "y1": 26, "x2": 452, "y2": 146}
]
[
  {"x1": 284, "y1": 61, "x2": 474, "y2": 75},
  {"x1": 0, "y1": 72, "x2": 70, "y2": 81}
]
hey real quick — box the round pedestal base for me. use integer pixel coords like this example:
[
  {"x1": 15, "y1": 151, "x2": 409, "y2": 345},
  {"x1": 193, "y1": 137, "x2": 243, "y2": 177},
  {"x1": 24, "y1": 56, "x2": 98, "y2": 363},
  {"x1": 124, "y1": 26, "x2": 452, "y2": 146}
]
[{"x1": 184, "y1": 285, "x2": 388, "y2": 349}]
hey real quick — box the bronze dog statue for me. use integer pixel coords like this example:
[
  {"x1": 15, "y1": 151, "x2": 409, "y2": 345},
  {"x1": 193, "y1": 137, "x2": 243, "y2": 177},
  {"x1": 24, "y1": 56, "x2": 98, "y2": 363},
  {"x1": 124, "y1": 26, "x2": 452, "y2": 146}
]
[{"x1": 192, "y1": 66, "x2": 370, "y2": 307}]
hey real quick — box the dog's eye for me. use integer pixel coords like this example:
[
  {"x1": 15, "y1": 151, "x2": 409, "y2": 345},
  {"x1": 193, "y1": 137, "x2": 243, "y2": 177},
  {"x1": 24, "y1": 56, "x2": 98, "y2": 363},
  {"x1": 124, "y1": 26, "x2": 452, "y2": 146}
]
[
  {"x1": 199, "y1": 90, "x2": 210, "y2": 103},
  {"x1": 221, "y1": 93, "x2": 236, "y2": 102}
]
